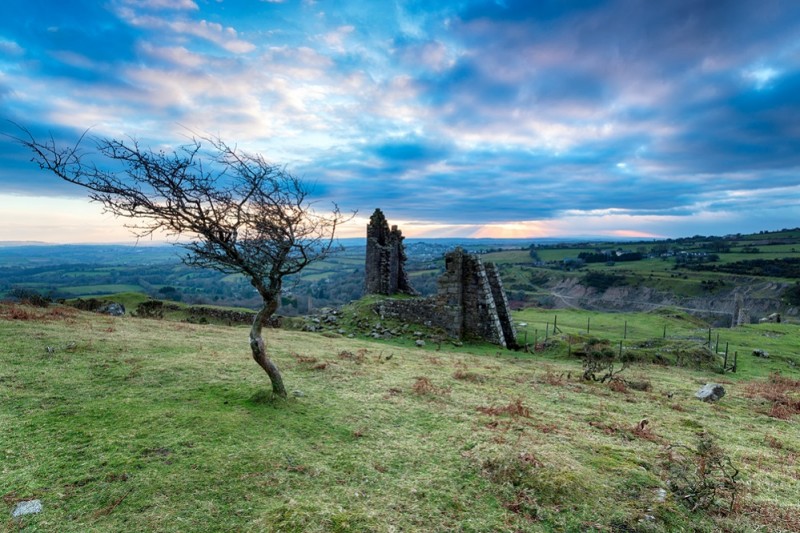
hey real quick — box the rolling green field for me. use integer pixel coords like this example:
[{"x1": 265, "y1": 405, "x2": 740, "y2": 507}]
[
  {"x1": 4, "y1": 229, "x2": 800, "y2": 315},
  {"x1": 2, "y1": 303, "x2": 799, "y2": 532}
]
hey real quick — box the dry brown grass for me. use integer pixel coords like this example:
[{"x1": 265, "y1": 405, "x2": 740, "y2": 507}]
[
  {"x1": 744, "y1": 373, "x2": 800, "y2": 419},
  {"x1": 609, "y1": 378, "x2": 628, "y2": 393},
  {"x1": 411, "y1": 377, "x2": 450, "y2": 396},
  {"x1": 0, "y1": 303, "x2": 78, "y2": 321},
  {"x1": 740, "y1": 501, "x2": 800, "y2": 532},
  {"x1": 630, "y1": 419, "x2": 663, "y2": 443},
  {"x1": 478, "y1": 398, "x2": 532, "y2": 418},
  {"x1": 293, "y1": 353, "x2": 319, "y2": 364},
  {"x1": 338, "y1": 348, "x2": 367, "y2": 363},
  {"x1": 452, "y1": 370, "x2": 487, "y2": 383}
]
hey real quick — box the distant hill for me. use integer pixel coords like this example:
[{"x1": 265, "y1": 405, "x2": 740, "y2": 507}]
[
  {"x1": 0, "y1": 241, "x2": 49, "y2": 247},
  {"x1": 2, "y1": 228, "x2": 799, "y2": 319}
]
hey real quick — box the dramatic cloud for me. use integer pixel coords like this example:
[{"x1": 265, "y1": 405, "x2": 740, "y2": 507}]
[{"x1": 1, "y1": 0, "x2": 799, "y2": 242}]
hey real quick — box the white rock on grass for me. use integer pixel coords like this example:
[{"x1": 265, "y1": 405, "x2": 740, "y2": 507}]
[
  {"x1": 12, "y1": 500, "x2": 42, "y2": 518},
  {"x1": 695, "y1": 383, "x2": 725, "y2": 402}
]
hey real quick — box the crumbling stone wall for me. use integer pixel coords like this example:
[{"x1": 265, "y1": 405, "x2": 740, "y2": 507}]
[
  {"x1": 437, "y1": 248, "x2": 518, "y2": 348},
  {"x1": 364, "y1": 208, "x2": 414, "y2": 295},
  {"x1": 485, "y1": 262, "x2": 517, "y2": 346},
  {"x1": 373, "y1": 246, "x2": 518, "y2": 349}
]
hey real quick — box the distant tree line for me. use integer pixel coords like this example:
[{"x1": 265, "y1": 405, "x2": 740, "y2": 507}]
[
  {"x1": 682, "y1": 258, "x2": 800, "y2": 278},
  {"x1": 578, "y1": 251, "x2": 643, "y2": 263}
]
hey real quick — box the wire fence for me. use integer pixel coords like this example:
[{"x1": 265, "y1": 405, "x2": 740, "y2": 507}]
[{"x1": 515, "y1": 313, "x2": 739, "y2": 372}]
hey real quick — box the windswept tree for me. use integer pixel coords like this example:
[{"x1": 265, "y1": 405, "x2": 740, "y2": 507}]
[{"x1": 15, "y1": 127, "x2": 351, "y2": 398}]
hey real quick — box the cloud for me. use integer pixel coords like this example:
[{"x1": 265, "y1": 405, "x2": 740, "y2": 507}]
[
  {"x1": 2, "y1": 0, "x2": 800, "y2": 241},
  {"x1": 114, "y1": 7, "x2": 256, "y2": 54},
  {"x1": 117, "y1": 0, "x2": 199, "y2": 10},
  {"x1": 0, "y1": 39, "x2": 23, "y2": 56}
]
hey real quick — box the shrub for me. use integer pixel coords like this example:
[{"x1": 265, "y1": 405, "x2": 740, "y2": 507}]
[
  {"x1": 663, "y1": 432, "x2": 740, "y2": 514},
  {"x1": 134, "y1": 300, "x2": 164, "y2": 319},
  {"x1": 8, "y1": 288, "x2": 51, "y2": 307},
  {"x1": 578, "y1": 339, "x2": 627, "y2": 383},
  {"x1": 784, "y1": 282, "x2": 800, "y2": 306}
]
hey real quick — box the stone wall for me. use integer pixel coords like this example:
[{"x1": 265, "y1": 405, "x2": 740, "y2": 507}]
[
  {"x1": 485, "y1": 262, "x2": 518, "y2": 346},
  {"x1": 364, "y1": 209, "x2": 414, "y2": 295}
]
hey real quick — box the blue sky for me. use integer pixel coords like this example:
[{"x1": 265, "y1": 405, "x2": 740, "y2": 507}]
[{"x1": 1, "y1": 0, "x2": 799, "y2": 242}]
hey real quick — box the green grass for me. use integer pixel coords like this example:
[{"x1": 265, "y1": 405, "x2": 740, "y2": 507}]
[
  {"x1": 513, "y1": 308, "x2": 799, "y2": 379},
  {"x1": 1, "y1": 304, "x2": 799, "y2": 531},
  {"x1": 57, "y1": 285, "x2": 145, "y2": 296},
  {"x1": 68, "y1": 291, "x2": 153, "y2": 311}
]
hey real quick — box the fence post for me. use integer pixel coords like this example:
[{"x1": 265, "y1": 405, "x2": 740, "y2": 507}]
[
  {"x1": 733, "y1": 351, "x2": 737, "y2": 373},
  {"x1": 587, "y1": 317, "x2": 590, "y2": 334},
  {"x1": 624, "y1": 320, "x2": 628, "y2": 340},
  {"x1": 715, "y1": 333, "x2": 720, "y2": 353},
  {"x1": 708, "y1": 328, "x2": 712, "y2": 348},
  {"x1": 553, "y1": 315, "x2": 559, "y2": 334},
  {"x1": 546, "y1": 322, "x2": 549, "y2": 340},
  {"x1": 663, "y1": 324, "x2": 666, "y2": 339},
  {"x1": 723, "y1": 349, "x2": 728, "y2": 371}
]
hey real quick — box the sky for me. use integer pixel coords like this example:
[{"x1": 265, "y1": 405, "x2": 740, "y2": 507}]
[{"x1": 1, "y1": 0, "x2": 799, "y2": 243}]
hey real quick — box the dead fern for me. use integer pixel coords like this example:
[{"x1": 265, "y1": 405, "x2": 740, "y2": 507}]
[
  {"x1": 411, "y1": 377, "x2": 449, "y2": 396},
  {"x1": 744, "y1": 373, "x2": 800, "y2": 419},
  {"x1": 477, "y1": 398, "x2": 532, "y2": 418}
]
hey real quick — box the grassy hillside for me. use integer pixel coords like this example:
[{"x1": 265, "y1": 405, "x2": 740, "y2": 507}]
[{"x1": 2, "y1": 304, "x2": 799, "y2": 532}]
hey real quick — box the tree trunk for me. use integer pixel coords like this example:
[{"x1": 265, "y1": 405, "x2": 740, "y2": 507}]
[{"x1": 249, "y1": 299, "x2": 287, "y2": 398}]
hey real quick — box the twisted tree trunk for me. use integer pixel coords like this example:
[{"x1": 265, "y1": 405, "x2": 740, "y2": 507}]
[{"x1": 249, "y1": 299, "x2": 287, "y2": 398}]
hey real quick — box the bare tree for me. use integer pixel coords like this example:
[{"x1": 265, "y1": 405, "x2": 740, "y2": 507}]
[{"x1": 14, "y1": 127, "x2": 351, "y2": 398}]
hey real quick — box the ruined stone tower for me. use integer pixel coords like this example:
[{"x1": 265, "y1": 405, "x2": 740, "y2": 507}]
[
  {"x1": 363, "y1": 214, "x2": 517, "y2": 349},
  {"x1": 365, "y1": 209, "x2": 414, "y2": 295},
  {"x1": 437, "y1": 248, "x2": 518, "y2": 349}
]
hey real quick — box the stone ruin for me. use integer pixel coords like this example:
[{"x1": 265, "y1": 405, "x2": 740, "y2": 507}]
[
  {"x1": 364, "y1": 208, "x2": 414, "y2": 296},
  {"x1": 435, "y1": 248, "x2": 518, "y2": 348},
  {"x1": 363, "y1": 210, "x2": 518, "y2": 349}
]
